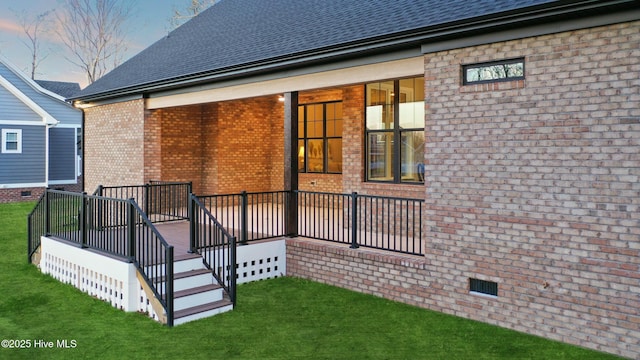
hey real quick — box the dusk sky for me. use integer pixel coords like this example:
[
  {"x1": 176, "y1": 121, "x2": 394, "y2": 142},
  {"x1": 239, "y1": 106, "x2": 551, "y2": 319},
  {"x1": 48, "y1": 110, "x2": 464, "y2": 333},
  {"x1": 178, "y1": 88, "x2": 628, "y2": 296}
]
[{"x1": 0, "y1": 0, "x2": 196, "y2": 88}]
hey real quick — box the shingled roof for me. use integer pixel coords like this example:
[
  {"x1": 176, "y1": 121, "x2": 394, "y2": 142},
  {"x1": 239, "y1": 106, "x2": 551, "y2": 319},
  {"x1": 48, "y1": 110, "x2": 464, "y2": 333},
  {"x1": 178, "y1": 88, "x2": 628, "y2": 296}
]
[
  {"x1": 72, "y1": 0, "x2": 635, "y2": 101},
  {"x1": 35, "y1": 80, "x2": 81, "y2": 99}
]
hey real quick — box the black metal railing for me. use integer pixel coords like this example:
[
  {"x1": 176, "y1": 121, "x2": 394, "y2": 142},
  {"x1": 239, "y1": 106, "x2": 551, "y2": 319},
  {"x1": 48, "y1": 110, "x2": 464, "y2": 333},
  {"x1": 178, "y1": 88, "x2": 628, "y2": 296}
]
[
  {"x1": 297, "y1": 191, "x2": 424, "y2": 255},
  {"x1": 95, "y1": 181, "x2": 191, "y2": 223},
  {"x1": 27, "y1": 189, "x2": 175, "y2": 326},
  {"x1": 195, "y1": 189, "x2": 424, "y2": 256},
  {"x1": 190, "y1": 195, "x2": 237, "y2": 305},
  {"x1": 354, "y1": 193, "x2": 424, "y2": 255},
  {"x1": 27, "y1": 192, "x2": 47, "y2": 263},
  {"x1": 297, "y1": 190, "x2": 352, "y2": 245},
  {"x1": 196, "y1": 191, "x2": 289, "y2": 244}
]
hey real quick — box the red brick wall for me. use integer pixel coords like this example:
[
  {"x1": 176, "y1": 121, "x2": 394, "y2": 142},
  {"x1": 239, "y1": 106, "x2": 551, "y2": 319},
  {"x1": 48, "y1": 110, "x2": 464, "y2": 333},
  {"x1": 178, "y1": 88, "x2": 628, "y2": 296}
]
[
  {"x1": 149, "y1": 105, "x2": 206, "y2": 194},
  {"x1": 420, "y1": 21, "x2": 639, "y2": 358},
  {"x1": 84, "y1": 99, "x2": 146, "y2": 192},
  {"x1": 0, "y1": 187, "x2": 45, "y2": 203}
]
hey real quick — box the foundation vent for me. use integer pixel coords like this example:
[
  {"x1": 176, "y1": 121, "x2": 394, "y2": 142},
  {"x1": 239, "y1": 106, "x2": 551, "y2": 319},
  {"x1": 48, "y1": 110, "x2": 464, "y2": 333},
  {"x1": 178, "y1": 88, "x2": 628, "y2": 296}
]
[{"x1": 469, "y1": 278, "x2": 498, "y2": 297}]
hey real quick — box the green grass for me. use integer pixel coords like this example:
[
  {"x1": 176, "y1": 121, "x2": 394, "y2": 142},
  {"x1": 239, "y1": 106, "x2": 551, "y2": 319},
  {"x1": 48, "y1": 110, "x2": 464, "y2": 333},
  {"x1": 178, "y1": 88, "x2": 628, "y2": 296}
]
[{"x1": 0, "y1": 201, "x2": 621, "y2": 359}]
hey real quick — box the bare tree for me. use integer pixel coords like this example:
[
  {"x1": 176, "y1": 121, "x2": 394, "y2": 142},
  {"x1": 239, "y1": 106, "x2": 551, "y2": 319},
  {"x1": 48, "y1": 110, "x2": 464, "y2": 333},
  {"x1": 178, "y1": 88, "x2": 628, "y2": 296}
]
[
  {"x1": 169, "y1": 0, "x2": 217, "y2": 30},
  {"x1": 55, "y1": 0, "x2": 135, "y2": 84},
  {"x1": 13, "y1": 9, "x2": 54, "y2": 79}
]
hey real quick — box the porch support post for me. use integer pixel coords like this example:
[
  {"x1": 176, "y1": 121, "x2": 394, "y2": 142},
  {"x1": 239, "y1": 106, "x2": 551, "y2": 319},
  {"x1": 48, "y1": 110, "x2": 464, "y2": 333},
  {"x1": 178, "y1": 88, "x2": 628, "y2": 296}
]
[{"x1": 283, "y1": 91, "x2": 299, "y2": 237}]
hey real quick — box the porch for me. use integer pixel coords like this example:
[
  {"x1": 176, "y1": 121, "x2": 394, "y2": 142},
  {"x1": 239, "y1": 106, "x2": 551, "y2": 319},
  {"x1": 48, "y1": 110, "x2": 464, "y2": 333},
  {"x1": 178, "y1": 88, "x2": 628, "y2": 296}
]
[{"x1": 28, "y1": 182, "x2": 425, "y2": 326}]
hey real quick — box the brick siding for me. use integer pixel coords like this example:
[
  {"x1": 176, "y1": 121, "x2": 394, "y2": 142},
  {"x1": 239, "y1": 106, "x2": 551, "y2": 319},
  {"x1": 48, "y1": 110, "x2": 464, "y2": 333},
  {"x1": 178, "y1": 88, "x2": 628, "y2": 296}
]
[
  {"x1": 84, "y1": 99, "x2": 146, "y2": 192},
  {"x1": 290, "y1": 21, "x2": 639, "y2": 359},
  {"x1": 419, "y1": 21, "x2": 639, "y2": 358}
]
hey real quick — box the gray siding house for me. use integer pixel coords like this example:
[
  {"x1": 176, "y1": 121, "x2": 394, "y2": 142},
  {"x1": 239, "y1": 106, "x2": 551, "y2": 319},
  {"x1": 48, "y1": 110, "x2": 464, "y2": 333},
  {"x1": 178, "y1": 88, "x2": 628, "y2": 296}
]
[{"x1": 0, "y1": 57, "x2": 82, "y2": 202}]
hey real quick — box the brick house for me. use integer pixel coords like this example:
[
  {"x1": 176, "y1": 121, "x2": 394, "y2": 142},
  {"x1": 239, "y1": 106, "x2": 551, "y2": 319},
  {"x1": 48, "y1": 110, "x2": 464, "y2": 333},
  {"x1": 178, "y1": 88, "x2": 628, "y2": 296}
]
[{"x1": 70, "y1": 1, "x2": 639, "y2": 357}]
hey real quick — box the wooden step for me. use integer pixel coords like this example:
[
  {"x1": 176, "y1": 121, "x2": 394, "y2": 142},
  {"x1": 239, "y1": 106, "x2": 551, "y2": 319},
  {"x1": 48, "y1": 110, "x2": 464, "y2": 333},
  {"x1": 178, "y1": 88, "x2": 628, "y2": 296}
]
[
  {"x1": 174, "y1": 283, "x2": 222, "y2": 298},
  {"x1": 173, "y1": 299, "x2": 234, "y2": 325}
]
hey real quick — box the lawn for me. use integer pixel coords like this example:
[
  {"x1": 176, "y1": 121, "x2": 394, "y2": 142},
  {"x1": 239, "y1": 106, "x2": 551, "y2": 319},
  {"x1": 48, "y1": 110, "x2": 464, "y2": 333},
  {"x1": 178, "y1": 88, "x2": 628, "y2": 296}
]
[{"x1": 0, "y1": 201, "x2": 621, "y2": 359}]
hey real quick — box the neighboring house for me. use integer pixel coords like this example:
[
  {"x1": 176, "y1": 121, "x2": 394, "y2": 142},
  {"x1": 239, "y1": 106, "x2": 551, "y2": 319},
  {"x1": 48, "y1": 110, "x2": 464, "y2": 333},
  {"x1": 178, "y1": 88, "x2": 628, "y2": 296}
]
[
  {"x1": 69, "y1": 0, "x2": 639, "y2": 357},
  {"x1": 0, "y1": 57, "x2": 82, "y2": 203}
]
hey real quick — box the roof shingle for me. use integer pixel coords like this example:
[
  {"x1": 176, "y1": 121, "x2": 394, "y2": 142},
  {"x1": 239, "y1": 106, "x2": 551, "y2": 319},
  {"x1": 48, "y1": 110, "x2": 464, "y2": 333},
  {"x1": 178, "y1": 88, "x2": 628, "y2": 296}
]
[{"x1": 73, "y1": 0, "x2": 586, "y2": 99}]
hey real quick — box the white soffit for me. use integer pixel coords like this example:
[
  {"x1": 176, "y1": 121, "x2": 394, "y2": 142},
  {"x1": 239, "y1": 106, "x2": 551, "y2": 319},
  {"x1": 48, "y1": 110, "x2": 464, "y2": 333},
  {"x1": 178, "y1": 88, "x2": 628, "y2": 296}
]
[{"x1": 146, "y1": 57, "x2": 424, "y2": 109}]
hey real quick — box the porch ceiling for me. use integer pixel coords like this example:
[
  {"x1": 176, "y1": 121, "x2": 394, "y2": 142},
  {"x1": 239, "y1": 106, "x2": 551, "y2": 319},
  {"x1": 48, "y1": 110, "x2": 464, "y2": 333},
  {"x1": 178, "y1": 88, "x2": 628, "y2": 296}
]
[{"x1": 145, "y1": 57, "x2": 424, "y2": 109}]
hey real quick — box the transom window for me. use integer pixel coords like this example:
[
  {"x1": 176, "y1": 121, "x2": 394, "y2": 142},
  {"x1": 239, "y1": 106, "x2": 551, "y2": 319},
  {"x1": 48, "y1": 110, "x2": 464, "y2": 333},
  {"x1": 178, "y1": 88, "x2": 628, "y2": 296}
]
[
  {"x1": 365, "y1": 76, "x2": 425, "y2": 183},
  {"x1": 298, "y1": 101, "x2": 342, "y2": 174},
  {"x1": 463, "y1": 58, "x2": 524, "y2": 85},
  {"x1": 1, "y1": 129, "x2": 22, "y2": 154}
]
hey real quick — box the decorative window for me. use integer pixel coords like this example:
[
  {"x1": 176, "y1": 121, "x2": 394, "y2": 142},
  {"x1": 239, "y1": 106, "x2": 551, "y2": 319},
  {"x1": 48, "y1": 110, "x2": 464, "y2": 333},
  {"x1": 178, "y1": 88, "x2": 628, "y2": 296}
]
[
  {"x1": 1, "y1": 129, "x2": 22, "y2": 154},
  {"x1": 365, "y1": 76, "x2": 425, "y2": 183},
  {"x1": 298, "y1": 101, "x2": 342, "y2": 174},
  {"x1": 463, "y1": 58, "x2": 524, "y2": 85}
]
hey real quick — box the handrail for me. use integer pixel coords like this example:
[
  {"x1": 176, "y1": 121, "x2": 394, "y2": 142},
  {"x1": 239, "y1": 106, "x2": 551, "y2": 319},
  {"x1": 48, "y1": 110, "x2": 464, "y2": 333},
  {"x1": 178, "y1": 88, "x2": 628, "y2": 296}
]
[
  {"x1": 27, "y1": 191, "x2": 47, "y2": 263},
  {"x1": 190, "y1": 195, "x2": 237, "y2": 305},
  {"x1": 130, "y1": 201, "x2": 174, "y2": 326}
]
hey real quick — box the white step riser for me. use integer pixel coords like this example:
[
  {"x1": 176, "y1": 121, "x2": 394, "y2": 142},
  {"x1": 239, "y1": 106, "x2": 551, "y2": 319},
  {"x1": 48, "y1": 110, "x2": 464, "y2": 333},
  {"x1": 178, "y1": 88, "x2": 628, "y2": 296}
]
[
  {"x1": 171, "y1": 273, "x2": 214, "y2": 293},
  {"x1": 174, "y1": 289, "x2": 224, "y2": 311},
  {"x1": 146, "y1": 258, "x2": 204, "y2": 276},
  {"x1": 174, "y1": 304, "x2": 234, "y2": 326}
]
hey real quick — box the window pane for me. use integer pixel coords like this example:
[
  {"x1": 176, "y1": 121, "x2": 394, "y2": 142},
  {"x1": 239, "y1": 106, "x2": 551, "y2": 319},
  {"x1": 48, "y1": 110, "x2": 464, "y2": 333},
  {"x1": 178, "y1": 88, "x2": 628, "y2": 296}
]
[
  {"x1": 367, "y1": 132, "x2": 394, "y2": 181},
  {"x1": 401, "y1": 130, "x2": 425, "y2": 183},
  {"x1": 366, "y1": 81, "x2": 394, "y2": 130},
  {"x1": 298, "y1": 140, "x2": 305, "y2": 172},
  {"x1": 464, "y1": 59, "x2": 524, "y2": 83},
  {"x1": 327, "y1": 118, "x2": 343, "y2": 137},
  {"x1": 399, "y1": 77, "x2": 425, "y2": 129},
  {"x1": 327, "y1": 139, "x2": 342, "y2": 173},
  {"x1": 6, "y1": 133, "x2": 17, "y2": 142},
  {"x1": 298, "y1": 107, "x2": 305, "y2": 138},
  {"x1": 306, "y1": 139, "x2": 324, "y2": 173}
]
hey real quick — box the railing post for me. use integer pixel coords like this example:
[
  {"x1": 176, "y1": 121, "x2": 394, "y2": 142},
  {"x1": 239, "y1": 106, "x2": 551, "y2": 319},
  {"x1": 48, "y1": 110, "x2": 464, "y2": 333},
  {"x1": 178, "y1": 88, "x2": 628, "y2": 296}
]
[
  {"x1": 230, "y1": 235, "x2": 237, "y2": 305},
  {"x1": 240, "y1": 191, "x2": 248, "y2": 245},
  {"x1": 189, "y1": 195, "x2": 197, "y2": 253},
  {"x1": 80, "y1": 192, "x2": 87, "y2": 248},
  {"x1": 166, "y1": 246, "x2": 174, "y2": 327},
  {"x1": 285, "y1": 190, "x2": 298, "y2": 237},
  {"x1": 350, "y1": 192, "x2": 359, "y2": 249},
  {"x1": 144, "y1": 183, "x2": 150, "y2": 216},
  {"x1": 127, "y1": 199, "x2": 136, "y2": 262},
  {"x1": 44, "y1": 188, "x2": 50, "y2": 236}
]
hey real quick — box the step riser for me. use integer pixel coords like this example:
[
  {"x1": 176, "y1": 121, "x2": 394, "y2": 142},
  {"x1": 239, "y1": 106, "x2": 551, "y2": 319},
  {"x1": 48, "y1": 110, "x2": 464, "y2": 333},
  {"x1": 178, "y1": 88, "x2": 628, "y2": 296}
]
[
  {"x1": 147, "y1": 258, "x2": 204, "y2": 276},
  {"x1": 172, "y1": 273, "x2": 213, "y2": 293},
  {"x1": 174, "y1": 289, "x2": 224, "y2": 311},
  {"x1": 174, "y1": 304, "x2": 234, "y2": 325}
]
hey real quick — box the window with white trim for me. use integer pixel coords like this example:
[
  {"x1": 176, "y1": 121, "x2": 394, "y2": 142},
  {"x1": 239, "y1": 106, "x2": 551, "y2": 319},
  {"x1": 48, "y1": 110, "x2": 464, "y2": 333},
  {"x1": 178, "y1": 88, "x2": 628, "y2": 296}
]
[{"x1": 2, "y1": 129, "x2": 22, "y2": 154}]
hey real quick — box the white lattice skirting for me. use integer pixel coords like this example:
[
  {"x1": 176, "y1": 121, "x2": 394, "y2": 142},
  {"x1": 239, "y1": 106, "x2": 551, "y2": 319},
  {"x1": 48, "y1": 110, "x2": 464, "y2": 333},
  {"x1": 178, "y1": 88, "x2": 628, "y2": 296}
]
[
  {"x1": 37, "y1": 237, "x2": 287, "y2": 324},
  {"x1": 39, "y1": 237, "x2": 162, "y2": 321}
]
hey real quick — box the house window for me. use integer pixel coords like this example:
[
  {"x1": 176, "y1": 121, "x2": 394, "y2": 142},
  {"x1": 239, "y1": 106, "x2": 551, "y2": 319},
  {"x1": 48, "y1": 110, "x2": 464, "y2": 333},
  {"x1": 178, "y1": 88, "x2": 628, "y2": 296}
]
[
  {"x1": 365, "y1": 76, "x2": 425, "y2": 183},
  {"x1": 298, "y1": 101, "x2": 343, "y2": 174},
  {"x1": 1, "y1": 129, "x2": 22, "y2": 154},
  {"x1": 463, "y1": 58, "x2": 524, "y2": 85}
]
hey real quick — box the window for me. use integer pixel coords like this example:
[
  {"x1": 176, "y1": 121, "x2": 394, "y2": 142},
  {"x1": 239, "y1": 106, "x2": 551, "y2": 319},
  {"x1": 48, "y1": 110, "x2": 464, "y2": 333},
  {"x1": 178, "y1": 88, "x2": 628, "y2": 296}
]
[
  {"x1": 365, "y1": 77, "x2": 425, "y2": 183},
  {"x1": 463, "y1": 58, "x2": 524, "y2": 85},
  {"x1": 298, "y1": 101, "x2": 342, "y2": 174},
  {"x1": 2, "y1": 129, "x2": 22, "y2": 154}
]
